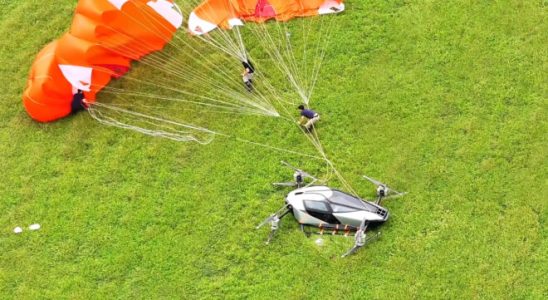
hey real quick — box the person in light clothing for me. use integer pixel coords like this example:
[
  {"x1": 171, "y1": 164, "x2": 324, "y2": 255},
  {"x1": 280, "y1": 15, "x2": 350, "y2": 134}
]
[{"x1": 242, "y1": 60, "x2": 255, "y2": 92}]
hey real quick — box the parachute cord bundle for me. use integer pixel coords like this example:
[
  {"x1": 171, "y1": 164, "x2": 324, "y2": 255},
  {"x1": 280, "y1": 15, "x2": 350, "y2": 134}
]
[
  {"x1": 88, "y1": 101, "x2": 218, "y2": 144},
  {"x1": 72, "y1": 0, "x2": 357, "y2": 195},
  {"x1": 246, "y1": 12, "x2": 338, "y2": 105},
  {"x1": 103, "y1": 0, "x2": 357, "y2": 195},
  {"x1": 268, "y1": 86, "x2": 359, "y2": 196},
  {"x1": 90, "y1": 5, "x2": 279, "y2": 117},
  {"x1": 88, "y1": 101, "x2": 327, "y2": 162}
]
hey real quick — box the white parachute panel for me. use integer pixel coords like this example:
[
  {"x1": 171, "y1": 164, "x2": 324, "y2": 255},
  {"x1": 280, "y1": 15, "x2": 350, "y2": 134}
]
[
  {"x1": 59, "y1": 64, "x2": 93, "y2": 92},
  {"x1": 147, "y1": 0, "x2": 184, "y2": 29},
  {"x1": 107, "y1": 0, "x2": 129, "y2": 10},
  {"x1": 188, "y1": 12, "x2": 218, "y2": 35},
  {"x1": 318, "y1": 1, "x2": 345, "y2": 15}
]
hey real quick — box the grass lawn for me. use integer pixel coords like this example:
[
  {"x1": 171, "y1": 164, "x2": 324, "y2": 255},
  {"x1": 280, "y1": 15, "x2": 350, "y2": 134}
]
[{"x1": 0, "y1": 0, "x2": 546, "y2": 298}]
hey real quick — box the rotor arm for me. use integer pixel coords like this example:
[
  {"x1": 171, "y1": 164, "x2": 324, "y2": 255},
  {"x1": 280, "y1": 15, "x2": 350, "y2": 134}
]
[
  {"x1": 280, "y1": 161, "x2": 318, "y2": 184},
  {"x1": 256, "y1": 204, "x2": 292, "y2": 244},
  {"x1": 341, "y1": 218, "x2": 368, "y2": 257},
  {"x1": 341, "y1": 217, "x2": 382, "y2": 258},
  {"x1": 341, "y1": 231, "x2": 382, "y2": 258},
  {"x1": 362, "y1": 175, "x2": 407, "y2": 204}
]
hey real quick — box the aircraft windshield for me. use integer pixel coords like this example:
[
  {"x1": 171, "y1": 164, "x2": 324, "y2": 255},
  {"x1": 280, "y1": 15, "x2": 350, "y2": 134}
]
[{"x1": 328, "y1": 191, "x2": 367, "y2": 210}]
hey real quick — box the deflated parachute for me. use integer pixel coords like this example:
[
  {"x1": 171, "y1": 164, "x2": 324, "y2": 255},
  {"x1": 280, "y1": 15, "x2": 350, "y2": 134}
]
[
  {"x1": 188, "y1": 0, "x2": 344, "y2": 35},
  {"x1": 23, "y1": 0, "x2": 183, "y2": 122}
]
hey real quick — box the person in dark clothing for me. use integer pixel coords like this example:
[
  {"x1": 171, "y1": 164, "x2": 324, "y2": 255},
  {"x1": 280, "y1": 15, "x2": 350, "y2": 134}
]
[
  {"x1": 297, "y1": 104, "x2": 320, "y2": 131},
  {"x1": 71, "y1": 90, "x2": 89, "y2": 113},
  {"x1": 242, "y1": 60, "x2": 255, "y2": 92}
]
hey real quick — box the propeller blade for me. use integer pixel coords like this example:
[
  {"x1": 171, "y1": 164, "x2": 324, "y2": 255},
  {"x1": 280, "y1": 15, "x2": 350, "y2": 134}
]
[
  {"x1": 384, "y1": 191, "x2": 408, "y2": 199},
  {"x1": 341, "y1": 217, "x2": 369, "y2": 258},
  {"x1": 256, "y1": 214, "x2": 276, "y2": 229},
  {"x1": 256, "y1": 204, "x2": 290, "y2": 229},
  {"x1": 281, "y1": 161, "x2": 318, "y2": 181},
  {"x1": 363, "y1": 175, "x2": 406, "y2": 197},
  {"x1": 272, "y1": 182, "x2": 297, "y2": 187},
  {"x1": 280, "y1": 161, "x2": 300, "y2": 172},
  {"x1": 302, "y1": 172, "x2": 318, "y2": 181},
  {"x1": 367, "y1": 232, "x2": 382, "y2": 243},
  {"x1": 341, "y1": 232, "x2": 381, "y2": 258},
  {"x1": 341, "y1": 245, "x2": 360, "y2": 258},
  {"x1": 362, "y1": 175, "x2": 385, "y2": 187},
  {"x1": 266, "y1": 230, "x2": 277, "y2": 244}
]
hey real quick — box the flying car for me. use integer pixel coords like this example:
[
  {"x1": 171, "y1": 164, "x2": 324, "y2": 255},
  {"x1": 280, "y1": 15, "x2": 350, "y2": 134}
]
[{"x1": 257, "y1": 161, "x2": 406, "y2": 257}]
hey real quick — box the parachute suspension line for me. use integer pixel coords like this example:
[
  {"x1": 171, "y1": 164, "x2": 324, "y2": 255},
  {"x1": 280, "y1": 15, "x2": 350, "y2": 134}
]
[
  {"x1": 94, "y1": 4, "x2": 279, "y2": 116},
  {"x1": 99, "y1": 87, "x2": 273, "y2": 117},
  {"x1": 216, "y1": 26, "x2": 247, "y2": 61},
  {"x1": 246, "y1": 13, "x2": 338, "y2": 106},
  {"x1": 307, "y1": 16, "x2": 327, "y2": 98},
  {"x1": 243, "y1": 17, "x2": 348, "y2": 190},
  {"x1": 89, "y1": 101, "x2": 218, "y2": 136},
  {"x1": 101, "y1": 32, "x2": 250, "y2": 100},
  {"x1": 90, "y1": 68, "x2": 239, "y2": 110},
  {"x1": 133, "y1": 1, "x2": 285, "y2": 117},
  {"x1": 165, "y1": 30, "x2": 280, "y2": 115},
  {"x1": 253, "y1": 22, "x2": 305, "y2": 101},
  {"x1": 181, "y1": 1, "x2": 247, "y2": 61},
  {"x1": 281, "y1": 15, "x2": 334, "y2": 105},
  {"x1": 157, "y1": 16, "x2": 281, "y2": 116},
  {"x1": 95, "y1": 100, "x2": 271, "y2": 116},
  {"x1": 88, "y1": 102, "x2": 218, "y2": 145},
  {"x1": 87, "y1": 102, "x2": 325, "y2": 161},
  {"x1": 233, "y1": 26, "x2": 248, "y2": 62},
  {"x1": 279, "y1": 21, "x2": 307, "y2": 96},
  {"x1": 89, "y1": 2, "x2": 352, "y2": 192},
  {"x1": 90, "y1": 72, "x2": 274, "y2": 117},
  {"x1": 103, "y1": 55, "x2": 280, "y2": 124},
  {"x1": 222, "y1": 26, "x2": 287, "y2": 111},
  {"x1": 228, "y1": 47, "x2": 292, "y2": 111},
  {"x1": 301, "y1": 18, "x2": 310, "y2": 96},
  {"x1": 195, "y1": 33, "x2": 242, "y2": 60},
  {"x1": 89, "y1": 27, "x2": 279, "y2": 117},
  {"x1": 230, "y1": 137, "x2": 325, "y2": 161},
  {"x1": 300, "y1": 15, "x2": 333, "y2": 103},
  {"x1": 250, "y1": 22, "x2": 309, "y2": 103},
  {"x1": 266, "y1": 84, "x2": 360, "y2": 196},
  {"x1": 276, "y1": 21, "x2": 307, "y2": 102},
  {"x1": 307, "y1": 16, "x2": 337, "y2": 103}
]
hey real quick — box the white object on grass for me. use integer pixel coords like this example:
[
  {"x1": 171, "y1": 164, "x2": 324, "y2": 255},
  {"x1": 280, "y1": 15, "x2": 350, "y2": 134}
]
[
  {"x1": 29, "y1": 224, "x2": 41, "y2": 231},
  {"x1": 13, "y1": 227, "x2": 23, "y2": 234},
  {"x1": 315, "y1": 238, "x2": 324, "y2": 246}
]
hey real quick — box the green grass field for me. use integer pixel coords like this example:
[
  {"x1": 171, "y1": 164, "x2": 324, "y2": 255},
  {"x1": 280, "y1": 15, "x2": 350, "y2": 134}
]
[{"x1": 1, "y1": 0, "x2": 546, "y2": 298}]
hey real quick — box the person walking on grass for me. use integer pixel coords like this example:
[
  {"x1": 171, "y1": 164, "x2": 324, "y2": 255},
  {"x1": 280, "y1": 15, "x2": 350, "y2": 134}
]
[{"x1": 297, "y1": 104, "x2": 320, "y2": 132}]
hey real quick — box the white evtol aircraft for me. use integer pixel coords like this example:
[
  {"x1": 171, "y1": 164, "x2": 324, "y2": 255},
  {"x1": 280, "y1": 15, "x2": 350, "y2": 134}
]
[{"x1": 257, "y1": 161, "x2": 406, "y2": 257}]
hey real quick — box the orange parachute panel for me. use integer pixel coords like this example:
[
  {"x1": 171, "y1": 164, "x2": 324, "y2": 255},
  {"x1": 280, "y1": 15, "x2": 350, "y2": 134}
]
[
  {"x1": 54, "y1": 35, "x2": 114, "y2": 101},
  {"x1": 192, "y1": 0, "x2": 235, "y2": 32},
  {"x1": 23, "y1": 42, "x2": 74, "y2": 122},
  {"x1": 23, "y1": 0, "x2": 183, "y2": 122},
  {"x1": 56, "y1": 33, "x2": 130, "y2": 69},
  {"x1": 73, "y1": 0, "x2": 180, "y2": 58},
  {"x1": 70, "y1": 13, "x2": 146, "y2": 60},
  {"x1": 189, "y1": 0, "x2": 344, "y2": 34}
]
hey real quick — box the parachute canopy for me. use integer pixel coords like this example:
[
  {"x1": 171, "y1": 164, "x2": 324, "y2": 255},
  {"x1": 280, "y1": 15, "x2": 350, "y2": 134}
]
[
  {"x1": 23, "y1": 0, "x2": 183, "y2": 122},
  {"x1": 188, "y1": 0, "x2": 345, "y2": 35}
]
